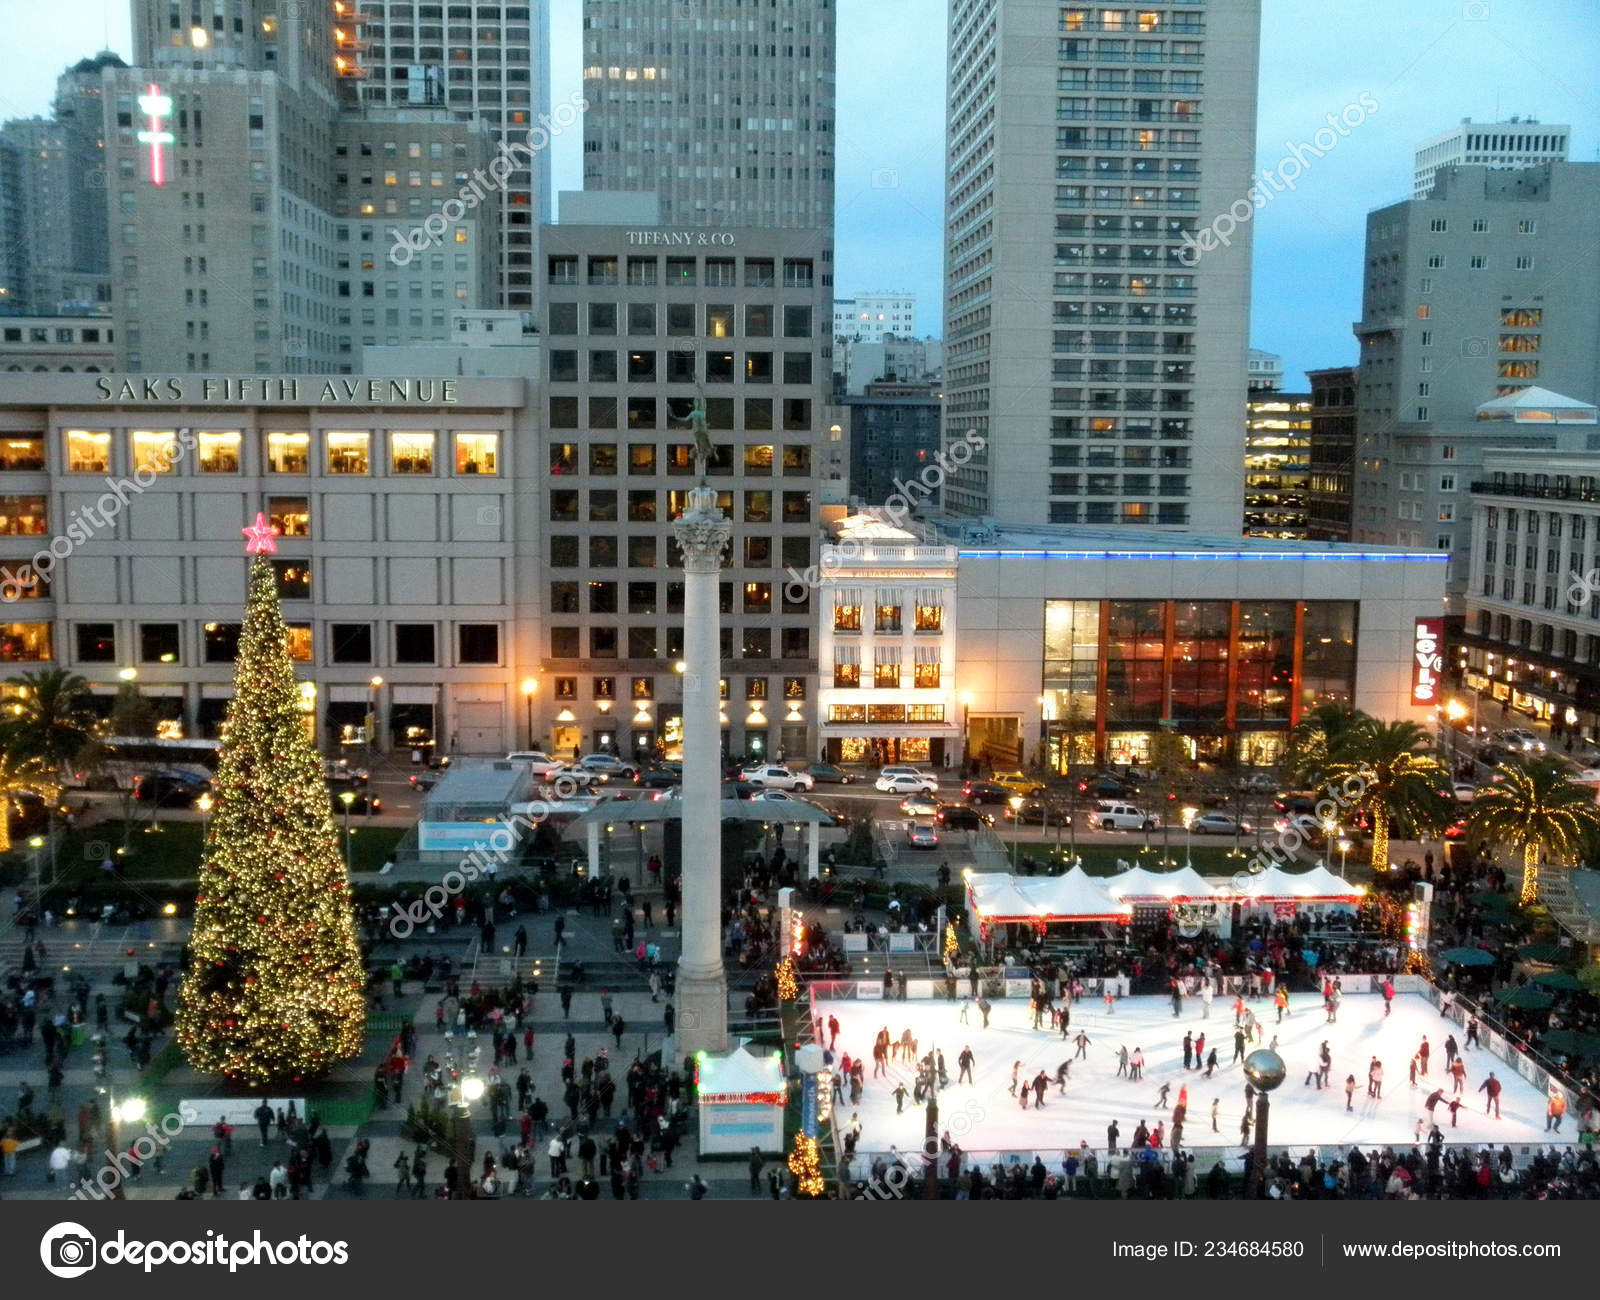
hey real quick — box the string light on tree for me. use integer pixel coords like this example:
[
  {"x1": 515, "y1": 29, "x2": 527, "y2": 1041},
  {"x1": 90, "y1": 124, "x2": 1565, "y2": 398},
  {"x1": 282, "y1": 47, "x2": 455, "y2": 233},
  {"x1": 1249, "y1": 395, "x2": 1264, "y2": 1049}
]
[
  {"x1": 174, "y1": 532, "x2": 365, "y2": 1084},
  {"x1": 775, "y1": 955, "x2": 798, "y2": 1003},
  {"x1": 787, "y1": 1132, "x2": 824, "y2": 1198}
]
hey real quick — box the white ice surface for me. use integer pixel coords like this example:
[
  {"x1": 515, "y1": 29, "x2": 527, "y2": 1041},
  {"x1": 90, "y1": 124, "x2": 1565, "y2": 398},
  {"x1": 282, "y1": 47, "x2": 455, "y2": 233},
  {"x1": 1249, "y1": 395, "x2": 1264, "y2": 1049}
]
[{"x1": 816, "y1": 993, "x2": 1565, "y2": 1167}]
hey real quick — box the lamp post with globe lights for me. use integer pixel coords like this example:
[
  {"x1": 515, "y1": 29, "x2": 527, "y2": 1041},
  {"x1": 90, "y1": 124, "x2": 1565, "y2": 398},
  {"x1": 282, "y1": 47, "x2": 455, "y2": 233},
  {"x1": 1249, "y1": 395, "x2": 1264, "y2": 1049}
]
[
  {"x1": 103, "y1": 1090, "x2": 147, "y2": 1201},
  {"x1": 1243, "y1": 1048, "x2": 1286, "y2": 1198}
]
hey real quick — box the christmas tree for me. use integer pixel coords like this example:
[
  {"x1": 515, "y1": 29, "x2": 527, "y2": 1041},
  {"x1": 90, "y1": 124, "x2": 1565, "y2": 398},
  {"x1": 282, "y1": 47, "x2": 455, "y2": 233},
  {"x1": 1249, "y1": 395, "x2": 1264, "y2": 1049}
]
[{"x1": 176, "y1": 515, "x2": 366, "y2": 1084}]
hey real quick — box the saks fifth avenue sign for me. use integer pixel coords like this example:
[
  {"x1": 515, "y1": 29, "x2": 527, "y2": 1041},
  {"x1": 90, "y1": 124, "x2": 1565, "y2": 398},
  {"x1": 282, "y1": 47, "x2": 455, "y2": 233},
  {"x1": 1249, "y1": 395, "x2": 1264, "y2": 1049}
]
[
  {"x1": 625, "y1": 230, "x2": 736, "y2": 246},
  {"x1": 93, "y1": 376, "x2": 460, "y2": 406}
]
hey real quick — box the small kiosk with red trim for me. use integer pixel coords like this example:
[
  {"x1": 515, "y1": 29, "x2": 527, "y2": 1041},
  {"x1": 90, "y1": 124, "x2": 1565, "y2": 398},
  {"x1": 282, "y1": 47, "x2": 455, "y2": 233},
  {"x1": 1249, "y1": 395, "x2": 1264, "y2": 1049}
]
[{"x1": 695, "y1": 1046, "x2": 788, "y2": 1156}]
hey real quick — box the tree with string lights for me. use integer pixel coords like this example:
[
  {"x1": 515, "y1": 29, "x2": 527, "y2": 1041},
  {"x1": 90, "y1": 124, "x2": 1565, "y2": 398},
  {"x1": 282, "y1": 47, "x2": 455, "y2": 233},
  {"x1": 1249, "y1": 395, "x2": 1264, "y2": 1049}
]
[{"x1": 175, "y1": 514, "x2": 366, "y2": 1084}]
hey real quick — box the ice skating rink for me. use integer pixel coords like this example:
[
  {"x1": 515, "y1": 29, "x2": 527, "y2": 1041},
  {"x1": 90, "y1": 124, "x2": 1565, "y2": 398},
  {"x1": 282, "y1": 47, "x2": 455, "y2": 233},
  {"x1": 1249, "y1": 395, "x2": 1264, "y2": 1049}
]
[{"x1": 817, "y1": 993, "x2": 1565, "y2": 1164}]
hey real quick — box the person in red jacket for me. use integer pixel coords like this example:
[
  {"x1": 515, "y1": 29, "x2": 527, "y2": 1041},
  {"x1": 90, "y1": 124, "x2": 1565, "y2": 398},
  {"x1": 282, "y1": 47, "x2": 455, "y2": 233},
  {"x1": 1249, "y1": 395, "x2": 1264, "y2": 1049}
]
[{"x1": 1480, "y1": 1071, "x2": 1503, "y2": 1118}]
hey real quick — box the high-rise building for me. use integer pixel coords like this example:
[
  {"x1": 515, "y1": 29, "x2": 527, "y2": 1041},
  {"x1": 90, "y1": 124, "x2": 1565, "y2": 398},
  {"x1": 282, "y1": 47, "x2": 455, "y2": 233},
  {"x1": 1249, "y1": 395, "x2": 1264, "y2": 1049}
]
[
  {"x1": 106, "y1": 1, "x2": 501, "y2": 373},
  {"x1": 941, "y1": 0, "x2": 1261, "y2": 530},
  {"x1": 358, "y1": 0, "x2": 552, "y2": 313},
  {"x1": 0, "y1": 134, "x2": 28, "y2": 313},
  {"x1": 1349, "y1": 162, "x2": 1600, "y2": 604},
  {"x1": 1305, "y1": 364, "x2": 1356, "y2": 542},
  {"x1": 1414, "y1": 117, "x2": 1569, "y2": 199},
  {"x1": 1246, "y1": 347, "x2": 1282, "y2": 392},
  {"x1": 580, "y1": 0, "x2": 836, "y2": 234},
  {"x1": 844, "y1": 380, "x2": 944, "y2": 506},
  {"x1": 834, "y1": 292, "x2": 917, "y2": 343},
  {"x1": 833, "y1": 334, "x2": 942, "y2": 396},
  {"x1": 55, "y1": 54, "x2": 126, "y2": 299},
  {"x1": 1243, "y1": 391, "x2": 1310, "y2": 539}
]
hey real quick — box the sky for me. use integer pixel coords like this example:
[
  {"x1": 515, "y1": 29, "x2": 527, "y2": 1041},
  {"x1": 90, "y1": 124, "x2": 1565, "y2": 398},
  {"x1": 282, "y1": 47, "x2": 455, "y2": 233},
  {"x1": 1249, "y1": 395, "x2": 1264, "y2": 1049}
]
[{"x1": 6, "y1": 0, "x2": 1599, "y2": 386}]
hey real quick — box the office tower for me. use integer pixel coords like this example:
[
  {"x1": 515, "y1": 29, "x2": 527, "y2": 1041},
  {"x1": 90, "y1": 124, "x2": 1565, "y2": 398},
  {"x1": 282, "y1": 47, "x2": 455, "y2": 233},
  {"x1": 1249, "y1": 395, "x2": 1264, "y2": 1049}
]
[
  {"x1": 1349, "y1": 162, "x2": 1600, "y2": 603},
  {"x1": 357, "y1": 0, "x2": 551, "y2": 313},
  {"x1": 844, "y1": 380, "x2": 944, "y2": 505},
  {"x1": 1305, "y1": 364, "x2": 1356, "y2": 542},
  {"x1": 106, "y1": 1, "x2": 500, "y2": 373},
  {"x1": 580, "y1": 0, "x2": 837, "y2": 233},
  {"x1": 834, "y1": 292, "x2": 918, "y2": 343},
  {"x1": 1243, "y1": 390, "x2": 1309, "y2": 539},
  {"x1": 941, "y1": 0, "x2": 1261, "y2": 529},
  {"x1": 1414, "y1": 117, "x2": 1569, "y2": 199},
  {"x1": 1246, "y1": 347, "x2": 1281, "y2": 392},
  {"x1": 56, "y1": 55, "x2": 127, "y2": 291},
  {"x1": 0, "y1": 140, "x2": 23, "y2": 312}
]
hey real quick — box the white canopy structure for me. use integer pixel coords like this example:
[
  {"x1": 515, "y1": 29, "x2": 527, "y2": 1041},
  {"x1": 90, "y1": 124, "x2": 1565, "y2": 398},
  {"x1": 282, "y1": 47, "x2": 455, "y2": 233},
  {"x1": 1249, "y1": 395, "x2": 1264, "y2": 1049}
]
[
  {"x1": 1212, "y1": 865, "x2": 1365, "y2": 903},
  {"x1": 965, "y1": 868, "x2": 1132, "y2": 924},
  {"x1": 1104, "y1": 865, "x2": 1216, "y2": 902}
]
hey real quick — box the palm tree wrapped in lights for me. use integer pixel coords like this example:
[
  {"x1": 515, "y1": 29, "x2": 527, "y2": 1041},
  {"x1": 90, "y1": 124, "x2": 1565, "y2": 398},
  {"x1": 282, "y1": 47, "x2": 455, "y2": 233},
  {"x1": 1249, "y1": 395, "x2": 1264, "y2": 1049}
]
[
  {"x1": 1467, "y1": 758, "x2": 1600, "y2": 906},
  {"x1": 1324, "y1": 718, "x2": 1450, "y2": 875}
]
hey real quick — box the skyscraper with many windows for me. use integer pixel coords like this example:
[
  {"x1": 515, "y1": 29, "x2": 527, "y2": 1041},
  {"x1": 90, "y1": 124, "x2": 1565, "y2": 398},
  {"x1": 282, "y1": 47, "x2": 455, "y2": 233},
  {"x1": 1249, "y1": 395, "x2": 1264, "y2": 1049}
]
[
  {"x1": 941, "y1": 0, "x2": 1260, "y2": 530},
  {"x1": 580, "y1": 0, "x2": 836, "y2": 234}
]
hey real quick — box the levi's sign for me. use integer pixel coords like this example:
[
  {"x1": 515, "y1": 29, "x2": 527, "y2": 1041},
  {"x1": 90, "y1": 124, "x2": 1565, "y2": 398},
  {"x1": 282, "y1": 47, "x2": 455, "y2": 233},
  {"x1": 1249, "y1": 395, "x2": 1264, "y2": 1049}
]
[{"x1": 1412, "y1": 617, "x2": 1443, "y2": 705}]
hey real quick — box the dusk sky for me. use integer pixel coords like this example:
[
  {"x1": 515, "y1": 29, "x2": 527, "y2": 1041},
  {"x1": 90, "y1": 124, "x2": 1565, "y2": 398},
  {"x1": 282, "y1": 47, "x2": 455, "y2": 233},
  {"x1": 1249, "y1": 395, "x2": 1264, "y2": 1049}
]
[{"x1": 6, "y1": 0, "x2": 1598, "y2": 386}]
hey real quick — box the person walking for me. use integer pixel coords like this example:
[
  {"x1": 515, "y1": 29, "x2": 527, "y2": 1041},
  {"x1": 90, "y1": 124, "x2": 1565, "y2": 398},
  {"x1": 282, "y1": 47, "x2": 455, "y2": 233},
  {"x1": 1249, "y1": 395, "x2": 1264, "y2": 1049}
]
[
  {"x1": 1481, "y1": 1072, "x2": 1502, "y2": 1118},
  {"x1": 749, "y1": 1147, "x2": 764, "y2": 1193}
]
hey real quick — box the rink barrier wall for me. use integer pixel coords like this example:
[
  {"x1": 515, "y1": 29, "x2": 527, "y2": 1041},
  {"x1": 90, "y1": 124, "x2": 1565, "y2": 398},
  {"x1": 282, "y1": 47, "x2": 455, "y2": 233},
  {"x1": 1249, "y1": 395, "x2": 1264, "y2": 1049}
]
[
  {"x1": 1418, "y1": 983, "x2": 1583, "y2": 1119},
  {"x1": 806, "y1": 972, "x2": 1413, "y2": 1003}
]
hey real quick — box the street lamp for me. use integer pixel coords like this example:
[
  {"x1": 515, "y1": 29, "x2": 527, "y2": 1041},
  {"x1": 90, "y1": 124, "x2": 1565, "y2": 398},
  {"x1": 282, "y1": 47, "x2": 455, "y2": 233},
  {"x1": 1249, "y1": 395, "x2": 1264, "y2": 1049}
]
[
  {"x1": 118, "y1": 666, "x2": 138, "y2": 683},
  {"x1": 1336, "y1": 836, "x2": 1351, "y2": 880},
  {"x1": 104, "y1": 1090, "x2": 146, "y2": 1201},
  {"x1": 339, "y1": 790, "x2": 355, "y2": 866},
  {"x1": 1320, "y1": 815, "x2": 1337, "y2": 869},
  {"x1": 367, "y1": 676, "x2": 384, "y2": 779},
  {"x1": 521, "y1": 678, "x2": 538, "y2": 749},
  {"x1": 196, "y1": 792, "x2": 213, "y2": 840},
  {"x1": 27, "y1": 835, "x2": 45, "y2": 911},
  {"x1": 1009, "y1": 796, "x2": 1023, "y2": 870},
  {"x1": 1243, "y1": 1048, "x2": 1286, "y2": 1199},
  {"x1": 1181, "y1": 806, "x2": 1197, "y2": 871}
]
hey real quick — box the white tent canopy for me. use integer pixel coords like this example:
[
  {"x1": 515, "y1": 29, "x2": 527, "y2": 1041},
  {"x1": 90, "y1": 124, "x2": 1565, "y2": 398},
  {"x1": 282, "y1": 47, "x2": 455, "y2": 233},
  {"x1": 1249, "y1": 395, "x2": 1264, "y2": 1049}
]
[
  {"x1": 966, "y1": 868, "x2": 1131, "y2": 923},
  {"x1": 1211, "y1": 865, "x2": 1364, "y2": 902},
  {"x1": 1104, "y1": 865, "x2": 1216, "y2": 901}
]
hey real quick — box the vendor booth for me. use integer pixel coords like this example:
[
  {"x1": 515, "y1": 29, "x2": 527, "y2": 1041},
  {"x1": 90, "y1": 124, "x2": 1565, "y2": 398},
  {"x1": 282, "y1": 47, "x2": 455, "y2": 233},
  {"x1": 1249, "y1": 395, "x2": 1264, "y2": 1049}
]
[
  {"x1": 964, "y1": 867, "x2": 1132, "y2": 950},
  {"x1": 694, "y1": 1046, "x2": 788, "y2": 1155}
]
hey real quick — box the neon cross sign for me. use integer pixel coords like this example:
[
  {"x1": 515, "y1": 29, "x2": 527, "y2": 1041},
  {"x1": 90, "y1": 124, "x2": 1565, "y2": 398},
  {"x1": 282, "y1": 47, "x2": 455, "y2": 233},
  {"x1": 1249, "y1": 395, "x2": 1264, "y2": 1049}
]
[{"x1": 136, "y1": 84, "x2": 175, "y2": 185}]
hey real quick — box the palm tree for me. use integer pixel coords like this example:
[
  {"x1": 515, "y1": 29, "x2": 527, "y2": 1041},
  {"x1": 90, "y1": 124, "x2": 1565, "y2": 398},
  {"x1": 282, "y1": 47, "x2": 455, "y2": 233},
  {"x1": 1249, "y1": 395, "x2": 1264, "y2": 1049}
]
[
  {"x1": 1324, "y1": 718, "x2": 1450, "y2": 874},
  {"x1": 1467, "y1": 757, "x2": 1600, "y2": 905},
  {"x1": 0, "y1": 730, "x2": 58, "y2": 855},
  {"x1": 6, "y1": 669, "x2": 98, "y2": 779},
  {"x1": 1280, "y1": 704, "x2": 1371, "y2": 790}
]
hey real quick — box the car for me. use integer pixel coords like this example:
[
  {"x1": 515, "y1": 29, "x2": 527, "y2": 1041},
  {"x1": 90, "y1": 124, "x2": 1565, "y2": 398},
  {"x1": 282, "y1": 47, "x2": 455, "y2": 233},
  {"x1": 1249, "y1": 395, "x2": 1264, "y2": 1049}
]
[
  {"x1": 740, "y1": 764, "x2": 815, "y2": 792},
  {"x1": 721, "y1": 780, "x2": 756, "y2": 800},
  {"x1": 904, "y1": 822, "x2": 940, "y2": 850},
  {"x1": 578, "y1": 753, "x2": 641, "y2": 781},
  {"x1": 1444, "y1": 817, "x2": 1469, "y2": 841},
  {"x1": 875, "y1": 772, "x2": 938, "y2": 795},
  {"x1": 1572, "y1": 767, "x2": 1600, "y2": 784},
  {"x1": 1273, "y1": 812, "x2": 1324, "y2": 840},
  {"x1": 990, "y1": 770, "x2": 1046, "y2": 797},
  {"x1": 1241, "y1": 772, "x2": 1277, "y2": 794},
  {"x1": 133, "y1": 772, "x2": 212, "y2": 807},
  {"x1": 408, "y1": 769, "x2": 442, "y2": 791},
  {"x1": 323, "y1": 759, "x2": 369, "y2": 787},
  {"x1": 801, "y1": 762, "x2": 855, "y2": 785},
  {"x1": 1492, "y1": 728, "x2": 1545, "y2": 754},
  {"x1": 900, "y1": 793, "x2": 942, "y2": 817},
  {"x1": 1080, "y1": 776, "x2": 1133, "y2": 799},
  {"x1": 505, "y1": 751, "x2": 568, "y2": 777},
  {"x1": 878, "y1": 764, "x2": 928, "y2": 783},
  {"x1": 937, "y1": 804, "x2": 990, "y2": 830},
  {"x1": 637, "y1": 766, "x2": 680, "y2": 789},
  {"x1": 962, "y1": 780, "x2": 1014, "y2": 806},
  {"x1": 1452, "y1": 781, "x2": 1482, "y2": 801},
  {"x1": 1088, "y1": 803, "x2": 1159, "y2": 831},
  {"x1": 1189, "y1": 812, "x2": 1251, "y2": 835},
  {"x1": 331, "y1": 789, "x2": 383, "y2": 815},
  {"x1": 749, "y1": 789, "x2": 802, "y2": 805},
  {"x1": 1001, "y1": 798, "x2": 1071, "y2": 826},
  {"x1": 1273, "y1": 791, "x2": 1319, "y2": 815}
]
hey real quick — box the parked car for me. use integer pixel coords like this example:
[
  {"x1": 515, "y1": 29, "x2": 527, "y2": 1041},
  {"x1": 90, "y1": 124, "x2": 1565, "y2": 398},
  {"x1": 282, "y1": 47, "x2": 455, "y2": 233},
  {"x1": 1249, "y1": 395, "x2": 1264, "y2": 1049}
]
[
  {"x1": 740, "y1": 764, "x2": 815, "y2": 792},
  {"x1": 1451, "y1": 781, "x2": 1483, "y2": 801},
  {"x1": 577, "y1": 753, "x2": 641, "y2": 782},
  {"x1": 990, "y1": 770, "x2": 1046, "y2": 798},
  {"x1": 875, "y1": 772, "x2": 938, "y2": 795},
  {"x1": 1000, "y1": 798, "x2": 1070, "y2": 826},
  {"x1": 1080, "y1": 776, "x2": 1133, "y2": 799},
  {"x1": 133, "y1": 772, "x2": 212, "y2": 808},
  {"x1": 1241, "y1": 772, "x2": 1277, "y2": 794},
  {"x1": 937, "y1": 804, "x2": 990, "y2": 830},
  {"x1": 749, "y1": 789, "x2": 803, "y2": 805},
  {"x1": 802, "y1": 762, "x2": 856, "y2": 785},
  {"x1": 1087, "y1": 803, "x2": 1159, "y2": 831},
  {"x1": 1189, "y1": 812, "x2": 1250, "y2": 835},
  {"x1": 962, "y1": 779, "x2": 1013, "y2": 806},
  {"x1": 1273, "y1": 791, "x2": 1319, "y2": 815},
  {"x1": 323, "y1": 760, "x2": 368, "y2": 787},
  {"x1": 878, "y1": 764, "x2": 929, "y2": 783},
  {"x1": 904, "y1": 822, "x2": 939, "y2": 850},
  {"x1": 900, "y1": 793, "x2": 942, "y2": 817},
  {"x1": 638, "y1": 765, "x2": 680, "y2": 789}
]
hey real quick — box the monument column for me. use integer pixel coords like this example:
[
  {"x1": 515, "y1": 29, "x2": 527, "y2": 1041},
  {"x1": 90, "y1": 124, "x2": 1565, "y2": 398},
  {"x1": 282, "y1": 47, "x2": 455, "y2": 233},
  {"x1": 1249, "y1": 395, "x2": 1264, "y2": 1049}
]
[{"x1": 672, "y1": 482, "x2": 732, "y2": 1055}]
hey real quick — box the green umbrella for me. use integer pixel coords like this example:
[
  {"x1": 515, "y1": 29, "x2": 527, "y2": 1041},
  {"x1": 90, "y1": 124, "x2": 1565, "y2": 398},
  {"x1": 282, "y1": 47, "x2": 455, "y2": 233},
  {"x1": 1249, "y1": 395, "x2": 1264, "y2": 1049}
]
[
  {"x1": 1438, "y1": 946, "x2": 1496, "y2": 967},
  {"x1": 1533, "y1": 969, "x2": 1585, "y2": 992},
  {"x1": 1519, "y1": 942, "x2": 1566, "y2": 963},
  {"x1": 1494, "y1": 985, "x2": 1554, "y2": 1010},
  {"x1": 1542, "y1": 1029, "x2": 1600, "y2": 1060},
  {"x1": 1471, "y1": 891, "x2": 1517, "y2": 909}
]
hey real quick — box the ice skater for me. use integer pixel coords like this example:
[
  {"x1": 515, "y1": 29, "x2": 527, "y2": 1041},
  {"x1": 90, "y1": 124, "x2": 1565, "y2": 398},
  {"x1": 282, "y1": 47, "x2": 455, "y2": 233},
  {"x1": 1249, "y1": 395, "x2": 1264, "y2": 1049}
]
[
  {"x1": 1055, "y1": 1060, "x2": 1072, "y2": 1093},
  {"x1": 1106, "y1": 1119, "x2": 1120, "y2": 1154},
  {"x1": 1210, "y1": 1098, "x2": 1220, "y2": 1132},
  {"x1": 1182, "y1": 1032, "x2": 1194, "y2": 1070},
  {"x1": 1232, "y1": 995, "x2": 1246, "y2": 1025},
  {"x1": 1192, "y1": 1032, "x2": 1205, "y2": 1071},
  {"x1": 1274, "y1": 986, "x2": 1289, "y2": 1022},
  {"x1": 1481, "y1": 1072, "x2": 1502, "y2": 1118},
  {"x1": 1156, "y1": 1082, "x2": 1171, "y2": 1110},
  {"x1": 1382, "y1": 979, "x2": 1394, "y2": 1016},
  {"x1": 1104, "y1": 987, "x2": 1116, "y2": 1015},
  {"x1": 1444, "y1": 1033, "x2": 1459, "y2": 1068},
  {"x1": 959, "y1": 998, "x2": 970, "y2": 1025},
  {"x1": 1058, "y1": 1004, "x2": 1072, "y2": 1039},
  {"x1": 957, "y1": 1045, "x2": 975, "y2": 1084},
  {"x1": 1368, "y1": 1057, "x2": 1383, "y2": 1099},
  {"x1": 1418, "y1": 1036, "x2": 1430, "y2": 1077},
  {"x1": 1345, "y1": 1074, "x2": 1357, "y2": 1111},
  {"x1": 1116, "y1": 1045, "x2": 1130, "y2": 1077},
  {"x1": 1010, "y1": 1060, "x2": 1021, "y2": 1096},
  {"x1": 1449, "y1": 1057, "x2": 1466, "y2": 1094},
  {"x1": 1074, "y1": 1030, "x2": 1092, "y2": 1059},
  {"x1": 892, "y1": 1082, "x2": 908, "y2": 1114},
  {"x1": 1031, "y1": 1072, "x2": 1048, "y2": 1109},
  {"x1": 1204, "y1": 1048, "x2": 1218, "y2": 1077},
  {"x1": 1129, "y1": 1048, "x2": 1145, "y2": 1081},
  {"x1": 1232, "y1": 1027, "x2": 1247, "y2": 1064},
  {"x1": 1465, "y1": 1016, "x2": 1480, "y2": 1049},
  {"x1": 1171, "y1": 983, "x2": 1183, "y2": 1018},
  {"x1": 1201, "y1": 982, "x2": 1213, "y2": 1020}
]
